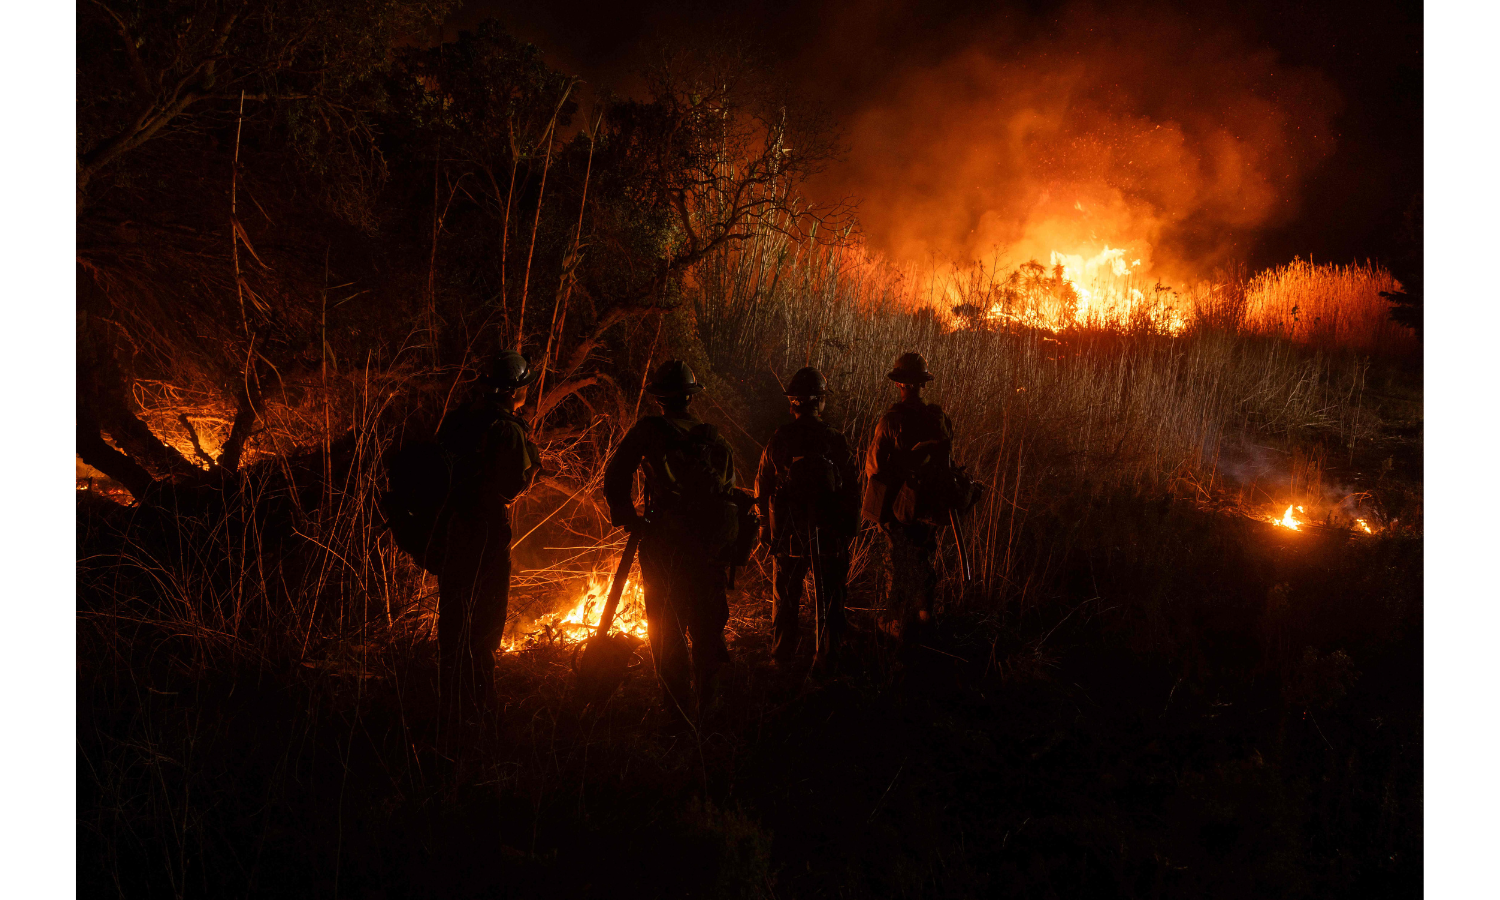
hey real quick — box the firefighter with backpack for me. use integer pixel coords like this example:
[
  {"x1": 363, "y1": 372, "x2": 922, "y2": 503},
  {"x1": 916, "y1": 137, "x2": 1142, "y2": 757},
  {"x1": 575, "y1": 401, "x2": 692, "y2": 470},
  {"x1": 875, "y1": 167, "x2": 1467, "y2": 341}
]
[
  {"x1": 603, "y1": 360, "x2": 752, "y2": 719},
  {"x1": 755, "y1": 367, "x2": 860, "y2": 670},
  {"x1": 432, "y1": 351, "x2": 543, "y2": 711},
  {"x1": 861, "y1": 352, "x2": 979, "y2": 645}
]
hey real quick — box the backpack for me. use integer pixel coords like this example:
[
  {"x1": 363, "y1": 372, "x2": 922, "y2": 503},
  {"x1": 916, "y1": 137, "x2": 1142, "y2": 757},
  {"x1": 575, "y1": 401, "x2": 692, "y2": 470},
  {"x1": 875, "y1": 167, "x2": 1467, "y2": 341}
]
[
  {"x1": 769, "y1": 426, "x2": 855, "y2": 555},
  {"x1": 378, "y1": 407, "x2": 501, "y2": 573},
  {"x1": 908, "y1": 455, "x2": 984, "y2": 521},
  {"x1": 889, "y1": 404, "x2": 984, "y2": 524},
  {"x1": 783, "y1": 452, "x2": 842, "y2": 556},
  {"x1": 786, "y1": 451, "x2": 841, "y2": 504},
  {"x1": 379, "y1": 440, "x2": 457, "y2": 573},
  {"x1": 644, "y1": 417, "x2": 741, "y2": 557},
  {"x1": 724, "y1": 487, "x2": 760, "y2": 567}
]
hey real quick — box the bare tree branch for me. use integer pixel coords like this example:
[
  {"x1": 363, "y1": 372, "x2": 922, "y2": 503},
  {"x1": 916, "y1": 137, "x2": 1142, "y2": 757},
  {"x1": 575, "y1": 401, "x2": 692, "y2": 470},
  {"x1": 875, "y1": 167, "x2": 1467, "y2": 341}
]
[{"x1": 77, "y1": 408, "x2": 157, "y2": 499}]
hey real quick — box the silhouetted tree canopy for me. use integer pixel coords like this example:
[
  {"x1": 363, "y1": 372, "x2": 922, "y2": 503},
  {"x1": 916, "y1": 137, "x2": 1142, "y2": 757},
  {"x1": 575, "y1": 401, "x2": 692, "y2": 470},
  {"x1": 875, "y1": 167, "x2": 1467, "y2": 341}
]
[{"x1": 76, "y1": 11, "x2": 846, "y2": 499}]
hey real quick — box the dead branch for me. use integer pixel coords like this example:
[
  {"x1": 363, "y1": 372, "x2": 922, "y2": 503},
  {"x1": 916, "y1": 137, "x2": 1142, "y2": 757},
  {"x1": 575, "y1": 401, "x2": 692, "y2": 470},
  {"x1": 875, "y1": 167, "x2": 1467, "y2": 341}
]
[
  {"x1": 217, "y1": 370, "x2": 262, "y2": 474},
  {"x1": 177, "y1": 414, "x2": 218, "y2": 469},
  {"x1": 536, "y1": 374, "x2": 601, "y2": 422},
  {"x1": 77, "y1": 408, "x2": 156, "y2": 499}
]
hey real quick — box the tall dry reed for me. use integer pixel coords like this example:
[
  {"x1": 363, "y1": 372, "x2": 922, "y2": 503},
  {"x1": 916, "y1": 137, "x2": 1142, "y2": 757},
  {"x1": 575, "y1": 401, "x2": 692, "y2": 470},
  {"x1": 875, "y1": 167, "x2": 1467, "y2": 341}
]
[
  {"x1": 691, "y1": 228, "x2": 1383, "y2": 604},
  {"x1": 1241, "y1": 258, "x2": 1409, "y2": 354}
]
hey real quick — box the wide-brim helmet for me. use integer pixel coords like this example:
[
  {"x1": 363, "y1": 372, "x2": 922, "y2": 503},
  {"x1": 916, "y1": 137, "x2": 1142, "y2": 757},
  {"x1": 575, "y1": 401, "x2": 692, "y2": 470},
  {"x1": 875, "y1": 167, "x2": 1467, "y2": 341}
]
[
  {"x1": 478, "y1": 350, "x2": 539, "y2": 390},
  {"x1": 887, "y1": 351, "x2": 934, "y2": 384},
  {"x1": 645, "y1": 359, "x2": 705, "y2": 396},
  {"x1": 783, "y1": 366, "x2": 828, "y2": 397}
]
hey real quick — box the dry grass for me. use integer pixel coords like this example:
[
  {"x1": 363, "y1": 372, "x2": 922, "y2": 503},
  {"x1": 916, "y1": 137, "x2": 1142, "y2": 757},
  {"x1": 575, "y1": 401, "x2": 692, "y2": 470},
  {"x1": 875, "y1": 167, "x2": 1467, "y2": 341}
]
[
  {"x1": 79, "y1": 228, "x2": 1404, "y2": 658},
  {"x1": 690, "y1": 228, "x2": 1393, "y2": 608},
  {"x1": 76, "y1": 223, "x2": 1420, "y2": 896},
  {"x1": 1241, "y1": 258, "x2": 1410, "y2": 354}
]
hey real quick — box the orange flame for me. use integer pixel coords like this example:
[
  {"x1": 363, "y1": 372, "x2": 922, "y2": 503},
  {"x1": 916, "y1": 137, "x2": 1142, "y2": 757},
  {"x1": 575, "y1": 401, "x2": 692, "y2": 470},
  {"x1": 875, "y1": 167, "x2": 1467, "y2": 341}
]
[
  {"x1": 1268, "y1": 504, "x2": 1305, "y2": 531},
  {"x1": 503, "y1": 569, "x2": 649, "y2": 652},
  {"x1": 1042, "y1": 245, "x2": 1187, "y2": 332},
  {"x1": 929, "y1": 235, "x2": 1189, "y2": 334}
]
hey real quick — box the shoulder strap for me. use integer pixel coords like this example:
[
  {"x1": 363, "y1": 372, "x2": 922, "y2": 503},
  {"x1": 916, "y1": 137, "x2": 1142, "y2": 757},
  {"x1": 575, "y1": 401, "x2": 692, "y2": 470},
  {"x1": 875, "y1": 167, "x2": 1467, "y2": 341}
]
[
  {"x1": 643, "y1": 415, "x2": 684, "y2": 441},
  {"x1": 815, "y1": 419, "x2": 840, "y2": 455},
  {"x1": 900, "y1": 401, "x2": 946, "y2": 441},
  {"x1": 646, "y1": 415, "x2": 719, "y2": 446},
  {"x1": 493, "y1": 409, "x2": 531, "y2": 433},
  {"x1": 438, "y1": 406, "x2": 498, "y2": 454}
]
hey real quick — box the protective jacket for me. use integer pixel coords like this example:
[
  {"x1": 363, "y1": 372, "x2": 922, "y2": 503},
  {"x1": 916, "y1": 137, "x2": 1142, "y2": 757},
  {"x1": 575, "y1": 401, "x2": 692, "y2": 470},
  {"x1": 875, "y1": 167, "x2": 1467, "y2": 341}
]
[
  {"x1": 601, "y1": 412, "x2": 738, "y2": 711},
  {"x1": 433, "y1": 402, "x2": 539, "y2": 709},
  {"x1": 861, "y1": 398, "x2": 954, "y2": 526},
  {"x1": 754, "y1": 415, "x2": 860, "y2": 556},
  {"x1": 440, "y1": 407, "x2": 541, "y2": 520},
  {"x1": 603, "y1": 413, "x2": 738, "y2": 540}
]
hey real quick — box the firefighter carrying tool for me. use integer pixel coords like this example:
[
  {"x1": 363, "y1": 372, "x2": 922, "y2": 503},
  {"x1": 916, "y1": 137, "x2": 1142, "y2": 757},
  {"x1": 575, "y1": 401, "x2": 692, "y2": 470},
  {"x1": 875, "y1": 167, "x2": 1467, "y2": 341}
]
[
  {"x1": 602, "y1": 360, "x2": 750, "y2": 720},
  {"x1": 861, "y1": 352, "x2": 982, "y2": 644},
  {"x1": 573, "y1": 529, "x2": 645, "y2": 709}
]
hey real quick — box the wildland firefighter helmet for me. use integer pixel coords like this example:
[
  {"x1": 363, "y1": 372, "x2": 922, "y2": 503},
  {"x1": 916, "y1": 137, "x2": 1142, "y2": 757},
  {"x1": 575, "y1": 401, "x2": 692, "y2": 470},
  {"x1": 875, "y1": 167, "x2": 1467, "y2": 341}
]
[
  {"x1": 783, "y1": 366, "x2": 828, "y2": 398},
  {"x1": 646, "y1": 359, "x2": 705, "y2": 397},
  {"x1": 478, "y1": 350, "x2": 539, "y2": 390},
  {"x1": 887, "y1": 352, "x2": 934, "y2": 385}
]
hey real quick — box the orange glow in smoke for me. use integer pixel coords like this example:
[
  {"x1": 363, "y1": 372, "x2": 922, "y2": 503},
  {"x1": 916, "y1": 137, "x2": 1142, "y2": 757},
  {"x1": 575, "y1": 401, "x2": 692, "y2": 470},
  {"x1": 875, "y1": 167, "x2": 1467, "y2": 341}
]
[{"x1": 818, "y1": 18, "x2": 1342, "y2": 338}]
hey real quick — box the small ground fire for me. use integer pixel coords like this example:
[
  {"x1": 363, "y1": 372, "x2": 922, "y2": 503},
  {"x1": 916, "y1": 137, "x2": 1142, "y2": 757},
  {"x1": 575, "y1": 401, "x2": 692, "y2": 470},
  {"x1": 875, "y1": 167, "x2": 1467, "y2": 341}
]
[
  {"x1": 1270, "y1": 504, "x2": 1307, "y2": 531},
  {"x1": 505, "y1": 567, "x2": 650, "y2": 651}
]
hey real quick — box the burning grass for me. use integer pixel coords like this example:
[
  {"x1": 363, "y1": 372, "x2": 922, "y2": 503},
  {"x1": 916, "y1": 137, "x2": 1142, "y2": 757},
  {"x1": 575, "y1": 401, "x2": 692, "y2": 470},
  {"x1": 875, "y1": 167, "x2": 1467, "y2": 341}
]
[
  {"x1": 1263, "y1": 502, "x2": 1384, "y2": 536},
  {"x1": 75, "y1": 220, "x2": 1421, "y2": 898},
  {"x1": 72, "y1": 14, "x2": 1424, "y2": 889},
  {"x1": 79, "y1": 229, "x2": 1416, "y2": 651},
  {"x1": 505, "y1": 567, "x2": 649, "y2": 651},
  {"x1": 1270, "y1": 503, "x2": 1308, "y2": 531}
]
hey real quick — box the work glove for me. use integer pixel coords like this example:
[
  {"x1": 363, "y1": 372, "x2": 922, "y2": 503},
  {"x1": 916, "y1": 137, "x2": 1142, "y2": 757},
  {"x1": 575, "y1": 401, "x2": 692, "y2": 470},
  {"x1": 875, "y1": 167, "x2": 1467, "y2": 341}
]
[{"x1": 612, "y1": 510, "x2": 647, "y2": 534}]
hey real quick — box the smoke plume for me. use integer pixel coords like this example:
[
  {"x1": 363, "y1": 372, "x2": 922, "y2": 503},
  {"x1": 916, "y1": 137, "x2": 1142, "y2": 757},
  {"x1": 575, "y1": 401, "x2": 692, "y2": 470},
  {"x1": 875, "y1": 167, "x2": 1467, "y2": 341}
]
[{"x1": 804, "y1": 3, "x2": 1342, "y2": 285}]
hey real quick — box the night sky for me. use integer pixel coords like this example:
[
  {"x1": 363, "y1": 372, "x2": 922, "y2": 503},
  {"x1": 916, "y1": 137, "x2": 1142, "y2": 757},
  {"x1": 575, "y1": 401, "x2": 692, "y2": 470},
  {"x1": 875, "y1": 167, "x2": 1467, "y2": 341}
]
[{"x1": 444, "y1": 0, "x2": 1422, "y2": 273}]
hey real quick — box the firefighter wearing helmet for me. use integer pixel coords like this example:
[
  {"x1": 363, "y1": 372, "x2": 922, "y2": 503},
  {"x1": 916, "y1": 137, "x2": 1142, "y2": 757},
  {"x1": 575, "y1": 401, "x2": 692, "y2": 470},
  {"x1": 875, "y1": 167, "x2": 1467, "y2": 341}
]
[
  {"x1": 435, "y1": 350, "x2": 542, "y2": 712},
  {"x1": 754, "y1": 366, "x2": 860, "y2": 670},
  {"x1": 603, "y1": 360, "x2": 746, "y2": 721},
  {"x1": 861, "y1": 352, "x2": 956, "y2": 644}
]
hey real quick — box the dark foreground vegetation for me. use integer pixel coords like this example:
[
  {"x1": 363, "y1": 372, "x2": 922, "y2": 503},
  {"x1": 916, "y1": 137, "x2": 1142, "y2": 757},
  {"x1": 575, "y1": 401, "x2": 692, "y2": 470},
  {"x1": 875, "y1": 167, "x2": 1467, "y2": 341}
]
[
  {"x1": 79, "y1": 478, "x2": 1422, "y2": 898},
  {"x1": 76, "y1": 4, "x2": 1421, "y2": 896}
]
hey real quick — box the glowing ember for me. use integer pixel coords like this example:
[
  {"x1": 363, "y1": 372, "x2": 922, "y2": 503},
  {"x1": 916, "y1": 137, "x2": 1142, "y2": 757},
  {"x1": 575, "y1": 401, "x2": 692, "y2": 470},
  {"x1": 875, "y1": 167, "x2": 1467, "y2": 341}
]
[
  {"x1": 503, "y1": 568, "x2": 649, "y2": 651},
  {"x1": 1268, "y1": 504, "x2": 1306, "y2": 531}
]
